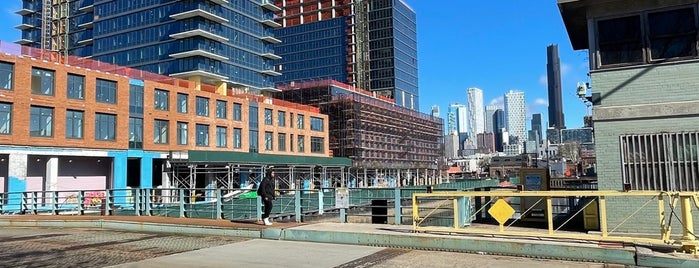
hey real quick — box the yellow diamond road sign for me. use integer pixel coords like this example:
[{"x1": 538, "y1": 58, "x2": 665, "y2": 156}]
[{"x1": 488, "y1": 199, "x2": 515, "y2": 225}]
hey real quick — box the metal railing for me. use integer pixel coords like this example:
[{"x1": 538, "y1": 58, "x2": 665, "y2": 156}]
[
  {"x1": 0, "y1": 179, "x2": 500, "y2": 224},
  {"x1": 412, "y1": 190, "x2": 699, "y2": 254}
]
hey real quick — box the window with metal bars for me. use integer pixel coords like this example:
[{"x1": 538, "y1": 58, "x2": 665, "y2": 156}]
[{"x1": 620, "y1": 132, "x2": 699, "y2": 191}]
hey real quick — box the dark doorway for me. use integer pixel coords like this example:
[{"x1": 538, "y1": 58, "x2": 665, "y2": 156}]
[
  {"x1": 152, "y1": 159, "x2": 164, "y2": 188},
  {"x1": 127, "y1": 158, "x2": 141, "y2": 188}
]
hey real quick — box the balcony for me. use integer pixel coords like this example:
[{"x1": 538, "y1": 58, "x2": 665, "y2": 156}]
[
  {"x1": 261, "y1": 19, "x2": 281, "y2": 28},
  {"x1": 16, "y1": 38, "x2": 36, "y2": 45},
  {"x1": 260, "y1": 69, "x2": 281, "y2": 76},
  {"x1": 170, "y1": 9, "x2": 228, "y2": 24},
  {"x1": 79, "y1": 21, "x2": 94, "y2": 29},
  {"x1": 15, "y1": 23, "x2": 35, "y2": 30},
  {"x1": 170, "y1": 70, "x2": 228, "y2": 81},
  {"x1": 208, "y1": 0, "x2": 229, "y2": 5},
  {"x1": 260, "y1": 36, "x2": 281, "y2": 44},
  {"x1": 169, "y1": 49, "x2": 229, "y2": 61},
  {"x1": 170, "y1": 29, "x2": 229, "y2": 43},
  {"x1": 78, "y1": 0, "x2": 95, "y2": 12},
  {"x1": 15, "y1": 8, "x2": 35, "y2": 15},
  {"x1": 77, "y1": 38, "x2": 93, "y2": 45},
  {"x1": 260, "y1": 0, "x2": 281, "y2": 12},
  {"x1": 260, "y1": 53, "x2": 281, "y2": 60}
]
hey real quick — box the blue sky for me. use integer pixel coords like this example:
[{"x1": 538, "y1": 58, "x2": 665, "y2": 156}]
[
  {"x1": 410, "y1": 0, "x2": 590, "y2": 129},
  {"x1": 0, "y1": 0, "x2": 590, "y2": 129}
]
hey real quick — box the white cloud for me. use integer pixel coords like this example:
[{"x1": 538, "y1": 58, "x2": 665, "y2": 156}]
[
  {"x1": 526, "y1": 98, "x2": 548, "y2": 119},
  {"x1": 488, "y1": 96, "x2": 504, "y2": 109}
]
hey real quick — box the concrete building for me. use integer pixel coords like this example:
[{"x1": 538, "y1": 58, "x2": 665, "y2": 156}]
[
  {"x1": 546, "y1": 44, "x2": 565, "y2": 129},
  {"x1": 476, "y1": 132, "x2": 495, "y2": 154},
  {"x1": 504, "y1": 90, "x2": 526, "y2": 142},
  {"x1": 484, "y1": 105, "x2": 498, "y2": 133},
  {"x1": 0, "y1": 43, "x2": 333, "y2": 196},
  {"x1": 431, "y1": 105, "x2": 440, "y2": 118},
  {"x1": 16, "y1": 0, "x2": 282, "y2": 94},
  {"x1": 444, "y1": 132, "x2": 459, "y2": 160},
  {"x1": 559, "y1": 0, "x2": 699, "y2": 233},
  {"x1": 467, "y1": 87, "x2": 484, "y2": 145},
  {"x1": 273, "y1": 0, "x2": 419, "y2": 110}
]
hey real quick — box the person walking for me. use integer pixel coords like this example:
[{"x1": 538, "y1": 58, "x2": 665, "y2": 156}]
[{"x1": 258, "y1": 170, "x2": 276, "y2": 225}]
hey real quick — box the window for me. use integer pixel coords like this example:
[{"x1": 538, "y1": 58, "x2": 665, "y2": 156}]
[
  {"x1": 647, "y1": 8, "x2": 697, "y2": 60},
  {"x1": 297, "y1": 135, "x2": 305, "y2": 153},
  {"x1": 65, "y1": 110, "x2": 83, "y2": 139},
  {"x1": 249, "y1": 130, "x2": 258, "y2": 153},
  {"x1": 595, "y1": 7, "x2": 699, "y2": 67},
  {"x1": 216, "y1": 100, "x2": 227, "y2": 119},
  {"x1": 129, "y1": 84, "x2": 144, "y2": 114},
  {"x1": 177, "y1": 122, "x2": 188, "y2": 145},
  {"x1": 597, "y1": 15, "x2": 643, "y2": 66},
  {"x1": 31, "y1": 68, "x2": 55, "y2": 96},
  {"x1": 67, "y1": 74, "x2": 85, "y2": 100},
  {"x1": 620, "y1": 132, "x2": 699, "y2": 191},
  {"x1": 0, "y1": 61, "x2": 12, "y2": 90},
  {"x1": 265, "y1": 131, "x2": 273, "y2": 151},
  {"x1": 196, "y1": 124, "x2": 209, "y2": 146},
  {"x1": 129, "y1": 117, "x2": 143, "y2": 148},
  {"x1": 154, "y1": 119, "x2": 168, "y2": 144},
  {"x1": 95, "y1": 113, "x2": 116, "y2": 141},
  {"x1": 233, "y1": 103, "x2": 242, "y2": 121},
  {"x1": 154, "y1": 89, "x2": 169, "y2": 111},
  {"x1": 196, "y1": 96, "x2": 209, "y2": 116},
  {"x1": 249, "y1": 106, "x2": 258, "y2": 128},
  {"x1": 310, "y1": 117, "x2": 324, "y2": 131},
  {"x1": 216, "y1": 126, "x2": 227, "y2": 147},
  {"x1": 297, "y1": 114, "x2": 305, "y2": 129},
  {"x1": 264, "y1": 108, "x2": 273, "y2": 125},
  {"x1": 30, "y1": 106, "x2": 53, "y2": 137},
  {"x1": 96, "y1": 79, "x2": 117, "y2": 104},
  {"x1": 311, "y1": 137, "x2": 324, "y2": 153},
  {"x1": 233, "y1": 128, "x2": 242, "y2": 148},
  {"x1": 0, "y1": 102, "x2": 11, "y2": 134},
  {"x1": 177, "y1": 93, "x2": 188, "y2": 113},
  {"x1": 277, "y1": 111, "x2": 286, "y2": 127},
  {"x1": 277, "y1": 133, "x2": 286, "y2": 151}
]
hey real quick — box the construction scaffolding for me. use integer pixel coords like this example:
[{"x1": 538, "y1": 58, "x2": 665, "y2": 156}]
[{"x1": 275, "y1": 79, "x2": 444, "y2": 185}]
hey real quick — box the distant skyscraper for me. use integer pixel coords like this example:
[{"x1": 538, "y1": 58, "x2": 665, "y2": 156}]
[
  {"x1": 467, "y1": 88, "x2": 484, "y2": 144},
  {"x1": 493, "y1": 109, "x2": 506, "y2": 152},
  {"x1": 484, "y1": 105, "x2": 498, "y2": 133},
  {"x1": 504, "y1": 90, "x2": 526, "y2": 142},
  {"x1": 531, "y1": 113, "x2": 542, "y2": 144},
  {"x1": 447, "y1": 103, "x2": 468, "y2": 135},
  {"x1": 431, "y1": 105, "x2": 440, "y2": 118},
  {"x1": 274, "y1": 0, "x2": 419, "y2": 110},
  {"x1": 547, "y1": 44, "x2": 565, "y2": 129}
]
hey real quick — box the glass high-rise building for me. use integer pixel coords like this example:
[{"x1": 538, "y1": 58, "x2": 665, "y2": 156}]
[
  {"x1": 273, "y1": 0, "x2": 419, "y2": 110},
  {"x1": 16, "y1": 0, "x2": 282, "y2": 92}
]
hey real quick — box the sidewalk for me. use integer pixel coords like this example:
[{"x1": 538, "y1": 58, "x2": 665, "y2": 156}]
[{"x1": 1, "y1": 215, "x2": 697, "y2": 267}]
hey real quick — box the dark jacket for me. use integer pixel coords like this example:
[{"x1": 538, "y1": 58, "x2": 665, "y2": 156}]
[{"x1": 258, "y1": 172, "x2": 276, "y2": 200}]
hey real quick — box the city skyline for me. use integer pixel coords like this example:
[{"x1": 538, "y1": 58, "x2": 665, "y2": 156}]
[{"x1": 0, "y1": 1, "x2": 591, "y2": 129}]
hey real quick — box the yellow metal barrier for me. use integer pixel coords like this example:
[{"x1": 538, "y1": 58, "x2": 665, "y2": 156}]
[{"x1": 412, "y1": 190, "x2": 699, "y2": 254}]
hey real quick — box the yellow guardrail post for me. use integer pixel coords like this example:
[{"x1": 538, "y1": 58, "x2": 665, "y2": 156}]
[
  {"x1": 599, "y1": 195, "x2": 608, "y2": 238},
  {"x1": 412, "y1": 194, "x2": 418, "y2": 229},
  {"x1": 680, "y1": 194, "x2": 698, "y2": 254},
  {"x1": 546, "y1": 196, "x2": 553, "y2": 235},
  {"x1": 453, "y1": 198, "x2": 459, "y2": 229},
  {"x1": 659, "y1": 194, "x2": 670, "y2": 242}
]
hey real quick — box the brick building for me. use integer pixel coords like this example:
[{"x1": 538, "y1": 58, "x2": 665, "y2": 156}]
[{"x1": 0, "y1": 43, "x2": 334, "y2": 198}]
